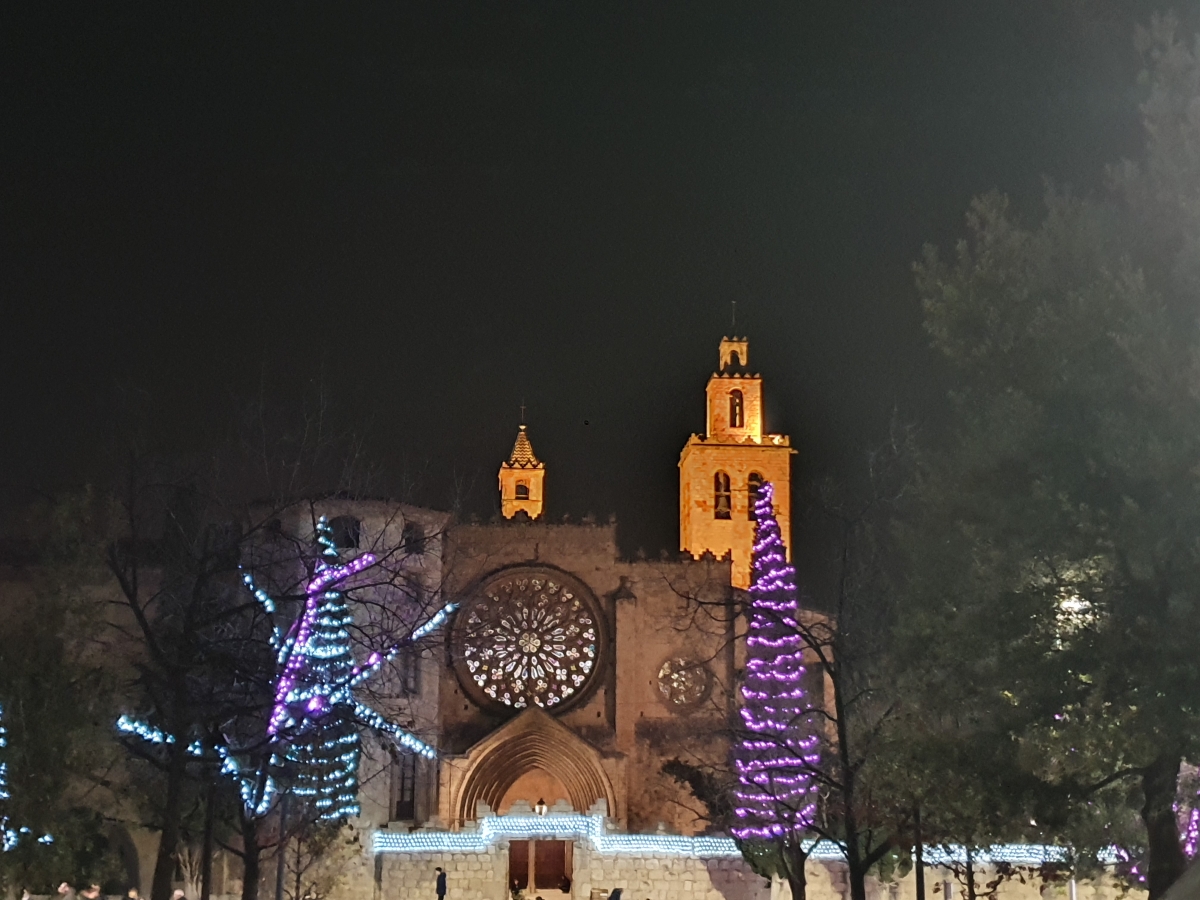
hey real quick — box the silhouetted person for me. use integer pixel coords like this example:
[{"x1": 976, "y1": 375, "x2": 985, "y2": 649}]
[{"x1": 435, "y1": 866, "x2": 447, "y2": 900}]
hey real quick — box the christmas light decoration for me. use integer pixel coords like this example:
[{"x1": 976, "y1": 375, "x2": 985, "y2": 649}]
[
  {"x1": 1183, "y1": 803, "x2": 1199, "y2": 859},
  {"x1": 371, "y1": 813, "x2": 1081, "y2": 866},
  {"x1": 372, "y1": 813, "x2": 745, "y2": 856},
  {"x1": 1171, "y1": 766, "x2": 1199, "y2": 859},
  {"x1": 239, "y1": 516, "x2": 451, "y2": 818},
  {"x1": 118, "y1": 515, "x2": 454, "y2": 822},
  {"x1": 731, "y1": 481, "x2": 820, "y2": 841},
  {"x1": 0, "y1": 703, "x2": 52, "y2": 851}
]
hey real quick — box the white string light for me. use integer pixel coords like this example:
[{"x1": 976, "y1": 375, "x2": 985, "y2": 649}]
[{"x1": 372, "y1": 814, "x2": 1115, "y2": 866}]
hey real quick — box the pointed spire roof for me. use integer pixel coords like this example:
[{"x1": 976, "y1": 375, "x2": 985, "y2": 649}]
[{"x1": 506, "y1": 425, "x2": 543, "y2": 469}]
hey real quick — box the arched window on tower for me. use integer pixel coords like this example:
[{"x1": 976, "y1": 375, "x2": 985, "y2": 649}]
[
  {"x1": 402, "y1": 521, "x2": 425, "y2": 555},
  {"x1": 729, "y1": 390, "x2": 744, "y2": 428},
  {"x1": 714, "y1": 471, "x2": 732, "y2": 519},
  {"x1": 748, "y1": 472, "x2": 763, "y2": 520},
  {"x1": 515, "y1": 481, "x2": 530, "y2": 500},
  {"x1": 328, "y1": 516, "x2": 361, "y2": 550}
]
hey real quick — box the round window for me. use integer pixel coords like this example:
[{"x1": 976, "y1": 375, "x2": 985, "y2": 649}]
[
  {"x1": 451, "y1": 568, "x2": 606, "y2": 712},
  {"x1": 657, "y1": 657, "x2": 712, "y2": 710}
]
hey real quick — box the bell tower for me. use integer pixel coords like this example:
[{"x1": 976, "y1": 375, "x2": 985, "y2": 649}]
[
  {"x1": 679, "y1": 336, "x2": 794, "y2": 588},
  {"x1": 499, "y1": 425, "x2": 545, "y2": 519}
]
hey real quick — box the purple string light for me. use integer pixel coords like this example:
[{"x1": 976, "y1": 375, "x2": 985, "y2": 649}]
[
  {"x1": 119, "y1": 515, "x2": 450, "y2": 822},
  {"x1": 1183, "y1": 802, "x2": 1199, "y2": 859},
  {"x1": 268, "y1": 551, "x2": 377, "y2": 735},
  {"x1": 731, "y1": 481, "x2": 820, "y2": 841}
]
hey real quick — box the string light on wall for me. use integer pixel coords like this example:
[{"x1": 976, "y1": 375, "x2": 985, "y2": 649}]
[{"x1": 372, "y1": 813, "x2": 1108, "y2": 866}]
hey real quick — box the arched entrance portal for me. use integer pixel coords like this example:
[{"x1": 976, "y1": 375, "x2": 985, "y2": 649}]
[{"x1": 448, "y1": 708, "x2": 618, "y2": 824}]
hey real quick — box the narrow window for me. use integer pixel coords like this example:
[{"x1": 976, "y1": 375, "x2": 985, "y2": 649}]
[
  {"x1": 396, "y1": 644, "x2": 420, "y2": 696},
  {"x1": 401, "y1": 521, "x2": 425, "y2": 554},
  {"x1": 714, "y1": 471, "x2": 732, "y2": 519},
  {"x1": 391, "y1": 753, "x2": 417, "y2": 821},
  {"x1": 748, "y1": 472, "x2": 763, "y2": 520},
  {"x1": 515, "y1": 481, "x2": 530, "y2": 500},
  {"x1": 328, "y1": 516, "x2": 361, "y2": 550},
  {"x1": 729, "y1": 390, "x2": 744, "y2": 428}
]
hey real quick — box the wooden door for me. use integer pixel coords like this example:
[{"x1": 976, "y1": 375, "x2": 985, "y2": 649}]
[{"x1": 509, "y1": 840, "x2": 530, "y2": 890}]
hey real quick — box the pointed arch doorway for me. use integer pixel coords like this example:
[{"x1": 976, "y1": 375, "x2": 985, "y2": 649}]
[{"x1": 443, "y1": 708, "x2": 620, "y2": 825}]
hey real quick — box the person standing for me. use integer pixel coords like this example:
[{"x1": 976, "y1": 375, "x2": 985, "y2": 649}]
[{"x1": 435, "y1": 867, "x2": 447, "y2": 900}]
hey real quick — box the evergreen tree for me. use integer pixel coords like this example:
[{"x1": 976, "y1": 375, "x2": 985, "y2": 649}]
[
  {"x1": 732, "y1": 482, "x2": 820, "y2": 900},
  {"x1": 911, "y1": 19, "x2": 1200, "y2": 897}
]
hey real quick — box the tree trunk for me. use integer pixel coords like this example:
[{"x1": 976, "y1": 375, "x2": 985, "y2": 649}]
[
  {"x1": 914, "y1": 807, "x2": 925, "y2": 900},
  {"x1": 275, "y1": 796, "x2": 289, "y2": 900},
  {"x1": 241, "y1": 814, "x2": 261, "y2": 900},
  {"x1": 201, "y1": 780, "x2": 216, "y2": 900},
  {"x1": 151, "y1": 741, "x2": 189, "y2": 900},
  {"x1": 964, "y1": 847, "x2": 975, "y2": 900},
  {"x1": 846, "y1": 858, "x2": 868, "y2": 900},
  {"x1": 782, "y1": 840, "x2": 809, "y2": 900},
  {"x1": 843, "y1": 805, "x2": 868, "y2": 900},
  {"x1": 1142, "y1": 751, "x2": 1186, "y2": 900}
]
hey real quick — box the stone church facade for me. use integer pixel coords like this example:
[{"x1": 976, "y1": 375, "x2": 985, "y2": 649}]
[
  {"x1": 357, "y1": 336, "x2": 786, "y2": 841},
  {"x1": 324, "y1": 336, "x2": 1128, "y2": 900}
]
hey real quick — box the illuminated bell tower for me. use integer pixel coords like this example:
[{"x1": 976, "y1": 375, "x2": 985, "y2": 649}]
[
  {"x1": 679, "y1": 336, "x2": 794, "y2": 588},
  {"x1": 499, "y1": 425, "x2": 545, "y2": 519}
]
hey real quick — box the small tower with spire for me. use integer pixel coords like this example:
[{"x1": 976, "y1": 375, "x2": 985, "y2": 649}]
[{"x1": 499, "y1": 424, "x2": 545, "y2": 519}]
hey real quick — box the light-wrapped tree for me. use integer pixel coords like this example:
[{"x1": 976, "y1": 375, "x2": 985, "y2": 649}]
[{"x1": 732, "y1": 481, "x2": 820, "y2": 900}]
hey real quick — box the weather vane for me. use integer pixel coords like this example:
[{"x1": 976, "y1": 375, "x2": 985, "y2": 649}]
[{"x1": 732, "y1": 300, "x2": 737, "y2": 332}]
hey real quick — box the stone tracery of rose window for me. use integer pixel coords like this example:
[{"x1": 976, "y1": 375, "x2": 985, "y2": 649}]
[{"x1": 454, "y1": 571, "x2": 601, "y2": 711}]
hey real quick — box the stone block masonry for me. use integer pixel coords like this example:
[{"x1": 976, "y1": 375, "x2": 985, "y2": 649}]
[
  {"x1": 572, "y1": 843, "x2": 771, "y2": 900},
  {"x1": 378, "y1": 846, "x2": 507, "y2": 900}
]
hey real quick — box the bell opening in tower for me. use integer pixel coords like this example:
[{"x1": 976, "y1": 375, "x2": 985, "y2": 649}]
[{"x1": 714, "y1": 471, "x2": 732, "y2": 519}]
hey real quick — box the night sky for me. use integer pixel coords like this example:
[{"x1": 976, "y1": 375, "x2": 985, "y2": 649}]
[{"x1": 3, "y1": 1, "x2": 1189, "y2": 555}]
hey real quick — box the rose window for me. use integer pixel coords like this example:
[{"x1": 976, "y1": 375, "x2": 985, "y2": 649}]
[
  {"x1": 657, "y1": 657, "x2": 712, "y2": 709},
  {"x1": 452, "y1": 569, "x2": 604, "y2": 711}
]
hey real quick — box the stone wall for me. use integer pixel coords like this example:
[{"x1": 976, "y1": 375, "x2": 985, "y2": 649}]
[
  {"x1": 572, "y1": 845, "x2": 770, "y2": 900},
  {"x1": 355, "y1": 844, "x2": 1145, "y2": 900},
  {"x1": 377, "y1": 845, "x2": 508, "y2": 900}
]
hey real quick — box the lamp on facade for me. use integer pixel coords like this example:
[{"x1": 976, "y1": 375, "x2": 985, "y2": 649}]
[{"x1": 535, "y1": 798, "x2": 548, "y2": 816}]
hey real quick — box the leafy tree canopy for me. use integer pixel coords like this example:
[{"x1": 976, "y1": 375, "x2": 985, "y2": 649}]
[{"x1": 909, "y1": 17, "x2": 1200, "y2": 899}]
